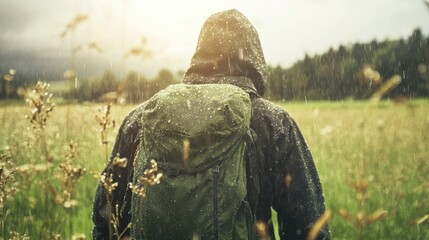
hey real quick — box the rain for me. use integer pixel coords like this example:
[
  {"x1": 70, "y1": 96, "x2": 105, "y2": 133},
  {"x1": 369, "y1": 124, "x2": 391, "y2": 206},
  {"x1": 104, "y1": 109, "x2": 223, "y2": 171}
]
[{"x1": 0, "y1": 0, "x2": 428, "y2": 239}]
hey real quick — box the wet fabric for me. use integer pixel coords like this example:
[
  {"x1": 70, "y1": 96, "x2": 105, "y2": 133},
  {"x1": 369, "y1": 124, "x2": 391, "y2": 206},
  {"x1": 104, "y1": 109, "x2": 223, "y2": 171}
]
[
  {"x1": 137, "y1": 84, "x2": 251, "y2": 172},
  {"x1": 184, "y1": 9, "x2": 267, "y2": 96},
  {"x1": 92, "y1": 9, "x2": 330, "y2": 240},
  {"x1": 132, "y1": 83, "x2": 254, "y2": 239}
]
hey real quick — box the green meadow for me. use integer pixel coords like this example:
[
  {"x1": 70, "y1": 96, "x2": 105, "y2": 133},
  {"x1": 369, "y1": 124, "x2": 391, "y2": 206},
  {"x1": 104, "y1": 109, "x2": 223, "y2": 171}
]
[{"x1": 0, "y1": 99, "x2": 428, "y2": 239}]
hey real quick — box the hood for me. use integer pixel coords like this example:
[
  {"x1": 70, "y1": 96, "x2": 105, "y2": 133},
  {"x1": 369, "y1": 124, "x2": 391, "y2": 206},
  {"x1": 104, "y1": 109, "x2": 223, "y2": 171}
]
[{"x1": 183, "y1": 9, "x2": 267, "y2": 96}]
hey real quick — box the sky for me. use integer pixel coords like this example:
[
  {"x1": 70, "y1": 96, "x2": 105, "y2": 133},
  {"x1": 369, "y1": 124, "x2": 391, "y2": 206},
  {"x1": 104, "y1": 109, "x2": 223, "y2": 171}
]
[{"x1": 1, "y1": 0, "x2": 429, "y2": 79}]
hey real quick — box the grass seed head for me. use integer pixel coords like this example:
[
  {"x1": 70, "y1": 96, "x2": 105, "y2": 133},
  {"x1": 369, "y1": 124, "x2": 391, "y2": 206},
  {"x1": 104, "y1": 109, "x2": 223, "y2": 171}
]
[
  {"x1": 0, "y1": 153, "x2": 18, "y2": 216},
  {"x1": 95, "y1": 102, "x2": 116, "y2": 145},
  {"x1": 24, "y1": 81, "x2": 55, "y2": 131},
  {"x1": 9, "y1": 232, "x2": 30, "y2": 240},
  {"x1": 53, "y1": 234, "x2": 63, "y2": 240},
  {"x1": 130, "y1": 159, "x2": 163, "y2": 198},
  {"x1": 55, "y1": 142, "x2": 86, "y2": 206},
  {"x1": 112, "y1": 153, "x2": 128, "y2": 168},
  {"x1": 101, "y1": 172, "x2": 118, "y2": 196}
]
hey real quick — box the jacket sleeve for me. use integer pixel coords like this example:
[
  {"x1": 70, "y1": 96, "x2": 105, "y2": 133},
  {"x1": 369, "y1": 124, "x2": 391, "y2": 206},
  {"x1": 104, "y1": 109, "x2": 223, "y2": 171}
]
[
  {"x1": 251, "y1": 99, "x2": 329, "y2": 240},
  {"x1": 271, "y1": 110, "x2": 330, "y2": 240},
  {"x1": 92, "y1": 107, "x2": 142, "y2": 240}
]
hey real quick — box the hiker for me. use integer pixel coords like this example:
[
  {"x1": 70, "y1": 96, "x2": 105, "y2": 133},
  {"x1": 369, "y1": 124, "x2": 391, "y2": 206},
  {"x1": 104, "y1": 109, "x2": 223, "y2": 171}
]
[{"x1": 92, "y1": 9, "x2": 330, "y2": 240}]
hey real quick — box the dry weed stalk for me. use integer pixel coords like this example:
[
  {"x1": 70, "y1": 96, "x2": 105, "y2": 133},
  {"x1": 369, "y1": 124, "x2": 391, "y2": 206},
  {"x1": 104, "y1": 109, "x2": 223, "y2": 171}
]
[
  {"x1": 99, "y1": 155, "x2": 128, "y2": 199},
  {"x1": 122, "y1": 159, "x2": 162, "y2": 238},
  {"x1": 100, "y1": 171, "x2": 118, "y2": 199},
  {"x1": 337, "y1": 174, "x2": 388, "y2": 238},
  {"x1": 60, "y1": 14, "x2": 89, "y2": 39},
  {"x1": 338, "y1": 208, "x2": 388, "y2": 230},
  {"x1": 95, "y1": 102, "x2": 132, "y2": 239},
  {"x1": 409, "y1": 214, "x2": 429, "y2": 226},
  {"x1": 0, "y1": 153, "x2": 18, "y2": 237},
  {"x1": 24, "y1": 81, "x2": 55, "y2": 166},
  {"x1": 413, "y1": 181, "x2": 429, "y2": 209},
  {"x1": 25, "y1": 81, "x2": 55, "y2": 131},
  {"x1": 129, "y1": 159, "x2": 163, "y2": 198},
  {"x1": 56, "y1": 142, "x2": 86, "y2": 207},
  {"x1": 0, "y1": 154, "x2": 18, "y2": 214},
  {"x1": 23, "y1": 81, "x2": 56, "y2": 181},
  {"x1": 307, "y1": 210, "x2": 331, "y2": 240},
  {"x1": 336, "y1": 120, "x2": 388, "y2": 239},
  {"x1": 99, "y1": 154, "x2": 129, "y2": 240},
  {"x1": 408, "y1": 214, "x2": 429, "y2": 237},
  {"x1": 9, "y1": 231, "x2": 30, "y2": 240},
  {"x1": 94, "y1": 103, "x2": 161, "y2": 239},
  {"x1": 111, "y1": 204, "x2": 131, "y2": 239},
  {"x1": 22, "y1": 82, "x2": 80, "y2": 237},
  {"x1": 53, "y1": 233, "x2": 85, "y2": 240},
  {"x1": 95, "y1": 102, "x2": 118, "y2": 239},
  {"x1": 53, "y1": 233, "x2": 63, "y2": 240},
  {"x1": 95, "y1": 102, "x2": 116, "y2": 162},
  {"x1": 124, "y1": 37, "x2": 152, "y2": 59}
]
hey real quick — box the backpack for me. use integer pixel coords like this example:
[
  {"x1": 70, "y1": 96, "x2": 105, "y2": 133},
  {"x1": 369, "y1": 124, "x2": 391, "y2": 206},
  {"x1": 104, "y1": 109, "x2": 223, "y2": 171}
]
[{"x1": 131, "y1": 83, "x2": 258, "y2": 239}]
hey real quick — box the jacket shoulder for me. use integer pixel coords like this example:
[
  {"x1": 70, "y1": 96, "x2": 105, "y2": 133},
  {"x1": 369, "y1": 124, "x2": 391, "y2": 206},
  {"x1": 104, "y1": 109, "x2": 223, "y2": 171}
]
[
  {"x1": 250, "y1": 98, "x2": 299, "y2": 144},
  {"x1": 252, "y1": 98, "x2": 294, "y2": 123},
  {"x1": 119, "y1": 102, "x2": 148, "y2": 135}
]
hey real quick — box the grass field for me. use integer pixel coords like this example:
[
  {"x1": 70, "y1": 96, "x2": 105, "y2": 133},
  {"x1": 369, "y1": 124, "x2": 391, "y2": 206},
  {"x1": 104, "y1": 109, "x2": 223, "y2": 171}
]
[{"x1": 0, "y1": 98, "x2": 428, "y2": 239}]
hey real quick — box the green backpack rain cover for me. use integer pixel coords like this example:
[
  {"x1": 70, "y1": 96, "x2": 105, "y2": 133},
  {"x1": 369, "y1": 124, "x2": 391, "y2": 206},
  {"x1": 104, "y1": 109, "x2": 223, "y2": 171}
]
[{"x1": 131, "y1": 83, "x2": 257, "y2": 239}]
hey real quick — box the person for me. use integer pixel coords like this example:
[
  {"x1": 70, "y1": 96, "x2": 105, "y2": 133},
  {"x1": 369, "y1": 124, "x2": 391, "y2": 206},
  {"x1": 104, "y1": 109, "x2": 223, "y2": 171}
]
[{"x1": 92, "y1": 9, "x2": 330, "y2": 240}]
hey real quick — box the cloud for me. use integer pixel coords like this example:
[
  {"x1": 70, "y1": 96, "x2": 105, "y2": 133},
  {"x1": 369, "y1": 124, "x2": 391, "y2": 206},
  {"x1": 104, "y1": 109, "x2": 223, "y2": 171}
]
[
  {"x1": 0, "y1": 2, "x2": 36, "y2": 32},
  {"x1": 1, "y1": 0, "x2": 428, "y2": 79}
]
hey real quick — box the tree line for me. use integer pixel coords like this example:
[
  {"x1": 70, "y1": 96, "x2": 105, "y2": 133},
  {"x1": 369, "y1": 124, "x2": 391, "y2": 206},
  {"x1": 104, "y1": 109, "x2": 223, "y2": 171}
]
[
  {"x1": 266, "y1": 28, "x2": 429, "y2": 101},
  {"x1": 1, "y1": 28, "x2": 428, "y2": 102},
  {"x1": 65, "y1": 69, "x2": 180, "y2": 104}
]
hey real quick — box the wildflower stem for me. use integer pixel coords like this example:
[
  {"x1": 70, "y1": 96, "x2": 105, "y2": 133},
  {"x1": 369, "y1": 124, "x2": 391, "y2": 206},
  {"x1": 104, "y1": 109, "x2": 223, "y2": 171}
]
[
  {"x1": 2, "y1": 205, "x2": 6, "y2": 240},
  {"x1": 68, "y1": 207, "x2": 73, "y2": 238},
  {"x1": 95, "y1": 103, "x2": 116, "y2": 240},
  {"x1": 107, "y1": 184, "x2": 113, "y2": 240},
  {"x1": 105, "y1": 143, "x2": 109, "y2": 163}
]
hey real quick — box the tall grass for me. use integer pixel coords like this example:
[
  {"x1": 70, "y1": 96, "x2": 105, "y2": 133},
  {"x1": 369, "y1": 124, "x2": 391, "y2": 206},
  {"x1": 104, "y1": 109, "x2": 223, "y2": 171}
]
[
  {"x1": 0, "y1": 98, "x2": 428, "y2": 239},
  {"x1": 276, "y1": 99, "x2": 429, "y2": 239},
  {"x1": 0, "y1": 97, "x2": 133, "y2": 239}
]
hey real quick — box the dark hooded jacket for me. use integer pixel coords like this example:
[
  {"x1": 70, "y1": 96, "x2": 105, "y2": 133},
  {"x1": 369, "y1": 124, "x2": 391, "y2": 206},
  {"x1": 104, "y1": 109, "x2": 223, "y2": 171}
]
[{"x1": 92, "y1": 9, "x2": 329, "y2": 240}]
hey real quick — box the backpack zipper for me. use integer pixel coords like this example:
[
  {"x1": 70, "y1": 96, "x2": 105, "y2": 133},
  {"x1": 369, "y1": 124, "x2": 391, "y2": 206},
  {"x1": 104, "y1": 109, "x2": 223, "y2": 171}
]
[{"x1": 212, "y1": 165, "x2": 220, "y2": 240}]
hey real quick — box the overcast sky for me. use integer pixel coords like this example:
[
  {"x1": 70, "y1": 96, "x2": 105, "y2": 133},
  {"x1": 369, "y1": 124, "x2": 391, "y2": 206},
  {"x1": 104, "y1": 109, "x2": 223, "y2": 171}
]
[{"x1": 1, "y1": 0, "x2": 428, "y2": 78}]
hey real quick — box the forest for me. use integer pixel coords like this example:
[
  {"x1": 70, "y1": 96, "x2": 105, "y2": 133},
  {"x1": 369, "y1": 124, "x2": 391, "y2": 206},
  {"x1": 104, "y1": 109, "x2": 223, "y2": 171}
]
[
  {"x1": 1, "y1": 28, "x2": 428, "y2": 103},
  {"x1": 267, "y1": 28, "x2": 429, "y2": 101}
]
